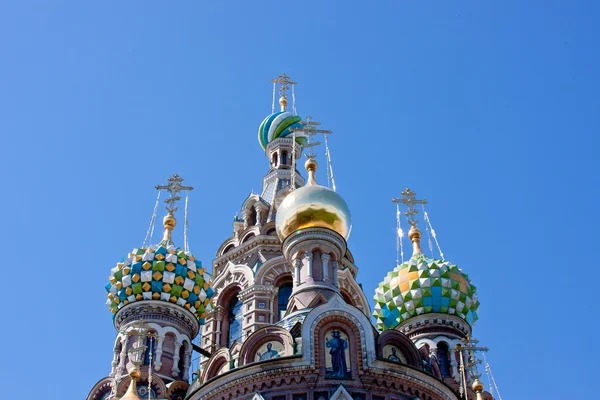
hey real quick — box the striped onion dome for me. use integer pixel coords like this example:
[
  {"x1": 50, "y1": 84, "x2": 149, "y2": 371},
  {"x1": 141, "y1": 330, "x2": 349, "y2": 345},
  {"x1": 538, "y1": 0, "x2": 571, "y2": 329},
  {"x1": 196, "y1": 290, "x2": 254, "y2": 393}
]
[{"x1": 258, "y1": 111, "x2": 307, "y2": 150}]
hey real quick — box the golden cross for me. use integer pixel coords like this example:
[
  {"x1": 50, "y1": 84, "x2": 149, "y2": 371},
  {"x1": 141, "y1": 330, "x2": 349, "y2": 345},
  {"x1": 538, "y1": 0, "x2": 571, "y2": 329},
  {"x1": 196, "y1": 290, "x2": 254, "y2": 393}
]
[
  {"x1": 272, "y1": 73, "x2": 297, "y2": 95},
  {"x1": 289, "y1": 116, "x2": 332, "y2": 158},
  {"x1": 155, "y1": 174, "x2": 194, "y2": 213},
  {"x1": 392, "y1": 188, "x2": 427, "y2": 226}
]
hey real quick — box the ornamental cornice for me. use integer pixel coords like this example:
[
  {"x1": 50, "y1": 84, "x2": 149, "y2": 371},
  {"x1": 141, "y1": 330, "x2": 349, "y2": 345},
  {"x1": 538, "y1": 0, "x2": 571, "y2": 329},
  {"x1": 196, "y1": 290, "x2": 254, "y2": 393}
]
[
  {"x1": 114, "y1": 301, "x2": 199, "y2": 338},
  {"x1": 239, "y1": 284, "x2": 279, "y2": 298},
  {"x1": 282, "y1": 228, "x2": 347, "y2": 260},
  {"x1": 188, "y1": 362, "x2": 458, "y2": 400},
  {"x1": 214, "y1": 237, "x2": 282, "y2": 271},
  {"x1": 397, "y1": 313, "x2": 471, "y2": 339}
]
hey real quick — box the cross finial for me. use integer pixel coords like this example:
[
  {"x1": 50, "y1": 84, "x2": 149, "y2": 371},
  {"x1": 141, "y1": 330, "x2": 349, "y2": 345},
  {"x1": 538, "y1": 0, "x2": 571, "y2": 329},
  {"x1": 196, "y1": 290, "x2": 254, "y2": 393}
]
[
  {"x1": 392, "y1": 188, "x2": 428, "y2": 227},
  {"x1": 155, "y1": 174, "x2": 194, "y2": 214},
  {"x1": 272, "y1": 73, "x2": 297, "y2": 112},
  {"x1": 289, "y1": 116, "x2": 332, "y2": 158}
]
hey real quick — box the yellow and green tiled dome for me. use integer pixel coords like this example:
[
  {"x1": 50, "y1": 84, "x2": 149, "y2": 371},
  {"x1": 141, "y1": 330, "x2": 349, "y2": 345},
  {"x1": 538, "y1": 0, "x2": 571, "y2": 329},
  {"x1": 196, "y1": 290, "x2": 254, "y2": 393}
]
[
  {"x1": 105, "y1": 244, "x2": 214, "y2": 323},
  {"x1": 373, "y1": 253, "x2": 479, "y2": 330}
]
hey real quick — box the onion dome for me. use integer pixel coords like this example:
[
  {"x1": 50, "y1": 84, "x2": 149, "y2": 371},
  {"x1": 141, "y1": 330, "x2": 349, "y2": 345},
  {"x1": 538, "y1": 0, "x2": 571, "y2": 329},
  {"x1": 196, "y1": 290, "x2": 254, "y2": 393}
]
[
  {"x1": 258, "y1": 111, "x2": 307, "y2": 150},
  {"x1": 373, "y1": 252, "x2": 479, "y2": 330},
  {"x1": 105, "y1": 214, "x2": 214, "y2": 323},
  {"x1": 275, "y1": 158, "x2": 351, "y2": 240}
]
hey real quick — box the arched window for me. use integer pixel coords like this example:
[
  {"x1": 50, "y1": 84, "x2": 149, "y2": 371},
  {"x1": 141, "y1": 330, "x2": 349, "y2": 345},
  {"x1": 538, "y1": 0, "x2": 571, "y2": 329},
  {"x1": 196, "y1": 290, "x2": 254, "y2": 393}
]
[
  {"x1": 437, "y1": 342, "x2": 451, "y2": 378},
  {"x1": 281, "y1": 151, "x2": 288, "y2": 166},
  {"x1": 271, "y1": 152, "x2": 278, "y2": 167},
  {"x1": 143, "y1": 335, "x2": 156, "y2": 365},
  {"x1": 277, "y1": 282, "x2": 293, "y2": 320},
  {"x1": 227, "y1": 295, "x2": 243, "y2": 347}
]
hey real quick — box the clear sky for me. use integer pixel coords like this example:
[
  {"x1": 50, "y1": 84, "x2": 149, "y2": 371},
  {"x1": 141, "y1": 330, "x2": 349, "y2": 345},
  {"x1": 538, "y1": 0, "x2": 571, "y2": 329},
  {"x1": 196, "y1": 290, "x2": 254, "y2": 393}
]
[{"x1": 1, "y1": 1, "x2": 598, "y2": 399}]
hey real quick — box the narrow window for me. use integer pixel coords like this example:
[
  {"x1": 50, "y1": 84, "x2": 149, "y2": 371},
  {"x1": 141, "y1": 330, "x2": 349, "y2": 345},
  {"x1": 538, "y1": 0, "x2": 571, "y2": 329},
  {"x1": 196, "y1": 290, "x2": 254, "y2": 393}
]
[
  {"x1": 277, "y1": 282, "x2": 293, "y2": 320},
  {"x1": 227, "y1": 295, "x2": 243, "y2": 347},
  {"x1": 281, "y1": 151, "x2": 288, "y2": 165},
  {"x1": 437, "y1": 342, "x2": 451, "y2": 378}
]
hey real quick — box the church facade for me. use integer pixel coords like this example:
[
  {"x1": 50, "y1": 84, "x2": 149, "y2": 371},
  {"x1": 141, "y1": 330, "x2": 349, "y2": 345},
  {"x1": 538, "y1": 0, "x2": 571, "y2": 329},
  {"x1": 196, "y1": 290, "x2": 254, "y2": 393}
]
[{"x1": 87, "y1": 75, "x2": 495, "y2": 400}]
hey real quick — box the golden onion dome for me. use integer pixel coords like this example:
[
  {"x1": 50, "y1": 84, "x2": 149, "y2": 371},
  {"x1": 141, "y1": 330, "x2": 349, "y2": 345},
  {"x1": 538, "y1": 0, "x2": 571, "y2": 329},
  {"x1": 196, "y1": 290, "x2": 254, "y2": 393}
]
[{"x1": 275, "y1": 158, "x2": 351, "y2": 240}]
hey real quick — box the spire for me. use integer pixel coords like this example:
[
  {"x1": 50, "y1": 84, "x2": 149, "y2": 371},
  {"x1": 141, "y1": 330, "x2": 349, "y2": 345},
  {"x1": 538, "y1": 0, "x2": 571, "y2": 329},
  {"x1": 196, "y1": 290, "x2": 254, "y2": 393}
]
[
  {"x1": 272, "y1": 73, "x2": 297, "y2": 113},
  {"x1": 155, "y1": 174, "x2": 194, "y2": 245},
  {"x1": 392, "y1": 188, "x2": 428, "y2": 257},
  {"x1": 305, "y1": 157, "x2": 318, "y2": 186}
]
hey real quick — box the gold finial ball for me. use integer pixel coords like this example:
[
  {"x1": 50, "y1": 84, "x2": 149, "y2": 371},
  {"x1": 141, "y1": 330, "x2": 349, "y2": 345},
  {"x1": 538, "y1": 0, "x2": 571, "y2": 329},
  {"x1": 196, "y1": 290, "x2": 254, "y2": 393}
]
[
  {"x1": 279, "y1": 96, "x2": 288, "y2": 108},
  {"x1": 472, "y1": 379, "x2": 484, "y2": 392},
  {"x1": 408, "y1": 225, "x2": 421, "y2": 241},
  {"x1": 129, "y1": 368, "x2": 141, "y2": 380},
  {"x1": 305, "y1": 158, "x2": 318, "y2": 172},
  {"x1": 163, "y1": 213, "x2": 177, "y2": 230}
]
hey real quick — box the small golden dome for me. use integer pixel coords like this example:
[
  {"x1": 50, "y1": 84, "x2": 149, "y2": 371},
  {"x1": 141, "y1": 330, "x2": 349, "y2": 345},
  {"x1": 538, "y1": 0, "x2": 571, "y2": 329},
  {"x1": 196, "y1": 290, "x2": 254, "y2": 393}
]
[
  {"x1": 275, "y1": 159, "x2": 351, "y2": 240},
  {"x1": 120, "y1": 369, "x2": 142, "y2": 400},
  {"x1": 472, "y1": 379, "x2": 485, "y2": 392}
]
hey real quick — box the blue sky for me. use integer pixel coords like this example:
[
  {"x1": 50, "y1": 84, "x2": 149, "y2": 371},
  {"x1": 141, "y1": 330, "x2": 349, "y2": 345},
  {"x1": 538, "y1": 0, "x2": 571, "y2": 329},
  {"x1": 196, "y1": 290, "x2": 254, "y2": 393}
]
[{"x1": 1, "y1": 1, "x2": 598, "y2": 399}]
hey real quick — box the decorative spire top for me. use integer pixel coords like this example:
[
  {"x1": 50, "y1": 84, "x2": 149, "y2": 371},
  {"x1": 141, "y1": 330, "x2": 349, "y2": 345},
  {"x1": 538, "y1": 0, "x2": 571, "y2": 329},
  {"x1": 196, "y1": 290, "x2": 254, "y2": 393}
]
[
  {"x1": 155, "y1": 174, "x2": 193, "y2": 243},
  {"x1": 392, "y1": 188, "x2": 428, "y2": 256},
  {"x1": 305, "y1": 156, "x2": 318, "y2": 186},
  {"x1": 272, "y1": 73, "x2": 297, "y2": 112}
]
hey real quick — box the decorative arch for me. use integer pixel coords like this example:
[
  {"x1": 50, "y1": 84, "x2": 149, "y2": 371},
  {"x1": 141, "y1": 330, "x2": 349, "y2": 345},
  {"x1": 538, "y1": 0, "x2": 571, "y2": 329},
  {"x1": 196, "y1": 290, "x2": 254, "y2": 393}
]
[
  {"x1": 116, "y1": 371, "x2": 167, "y2": 399},
  {"x1": 166, "y1": 380, "x2": 190, "y2": 400},
  {"x1": 302, "y1": 294, "x2": 377, "y2": 374},
  {"x1": 337, "y1": 268, "x2": 371, "y2": 315},
  {"x1": 202, "y1": 348, "x2": 231, "y2": 382},
  {"x1": 238, "y1": 326, "x2": 295, "y2": 366},
  {"x1": 255, "y1": 256, "x2": 291, "y2": 286},
  {"x1": 377, "y1": 329, "x2": 422, "y2": 368}
]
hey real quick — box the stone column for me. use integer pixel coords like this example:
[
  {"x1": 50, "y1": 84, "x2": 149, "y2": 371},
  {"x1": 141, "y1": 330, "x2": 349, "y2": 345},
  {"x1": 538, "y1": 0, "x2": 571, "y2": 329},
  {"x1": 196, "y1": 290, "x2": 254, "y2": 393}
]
[
  {"x1": 450, "y1": 348, "x2": 460, "y2": 382},
  {"x1": 321, "y1": 253, "x2": 331, "y2": 282},
  {"x1": 171, "y1": 342, "x2": 182, "y2": 377},
  {"x1": 182, "y1": 344, "x2": 192, "y2": 381},
  {"x1": 110, "y1": 347, "x2": 120, "y2": 377},
  {"x1": 304, "y1": 252, "x2": 313, "y2": 281},
  {"x1": 242, "y1": 210, "x2": 251, "y2": 229},
  {"x1": 154, "y1": 336, "x2": 164, "y2": 370},
  {"x1": 215, "y1": 306, "x2": 225, "y2": 348},
  {"x1": 332, "y1": 260, "x2": 339, "y2": 287},
  {"x1": 293, "y1": 258, "x2": 301, "y2": 287},
  {"x1": 117, "y1": 336, "x2": 128, "y2": 377}
]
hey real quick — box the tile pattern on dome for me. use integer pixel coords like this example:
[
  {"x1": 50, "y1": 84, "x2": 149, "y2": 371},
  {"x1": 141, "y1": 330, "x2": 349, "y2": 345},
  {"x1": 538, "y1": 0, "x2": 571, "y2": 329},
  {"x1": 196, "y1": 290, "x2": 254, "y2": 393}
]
[
  {"x1": 105, "y1": 244, "x2": 214, "y2": 324},
  {"x1": 373, "y1": 253, "x2": 479, "y2": 330}
]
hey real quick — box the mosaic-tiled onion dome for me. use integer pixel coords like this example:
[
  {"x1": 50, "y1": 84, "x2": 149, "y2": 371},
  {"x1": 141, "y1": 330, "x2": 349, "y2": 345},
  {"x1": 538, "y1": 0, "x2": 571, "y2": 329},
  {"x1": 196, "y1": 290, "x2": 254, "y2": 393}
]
[
  {"x1": 373, "y1": 253, "x2": 479, "y2": 330},
  {"x1": 105, "y1": 243, "x2": 214, "y2": 323},
  {"x1": 258, "y1": 111, "x2": 307, "y2": 150}
]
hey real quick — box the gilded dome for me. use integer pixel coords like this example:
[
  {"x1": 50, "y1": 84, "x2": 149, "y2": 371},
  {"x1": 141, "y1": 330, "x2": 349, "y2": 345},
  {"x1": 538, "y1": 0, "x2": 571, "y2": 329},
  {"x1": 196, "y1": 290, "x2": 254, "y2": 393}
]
[
  {"x1": 275, "y1": 159, "x2": 351, "y2": 240},
  {"x1": 373, "y1": 253, "x2": 479, "y2": 330},
  {"x1": 105, "y1": 243, "x2": 214, "y2": 323}
]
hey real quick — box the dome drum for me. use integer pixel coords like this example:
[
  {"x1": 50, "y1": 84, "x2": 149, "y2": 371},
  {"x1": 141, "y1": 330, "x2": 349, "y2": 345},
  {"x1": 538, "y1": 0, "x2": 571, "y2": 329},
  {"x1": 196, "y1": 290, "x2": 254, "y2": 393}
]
[{"x1": 281, "y1": 227, "x2": 347, "y2": 263}]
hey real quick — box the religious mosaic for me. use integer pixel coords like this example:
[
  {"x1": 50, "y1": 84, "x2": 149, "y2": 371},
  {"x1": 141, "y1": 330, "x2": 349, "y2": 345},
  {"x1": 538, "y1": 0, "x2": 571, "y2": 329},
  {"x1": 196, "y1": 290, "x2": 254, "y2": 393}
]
[{"x1": 325, "y1": 329, "x2": 351, "y2": 379}]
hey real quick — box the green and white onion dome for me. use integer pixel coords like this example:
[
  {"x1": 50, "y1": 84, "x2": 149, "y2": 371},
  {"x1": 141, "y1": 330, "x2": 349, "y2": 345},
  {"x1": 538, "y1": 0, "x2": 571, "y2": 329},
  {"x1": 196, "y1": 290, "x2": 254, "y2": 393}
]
[
  {"x1": 373, "y1": 253, "x2": 479, "y2": 331},
  {"x1": 258, "y1": 111, "x2": 307, "y2": 150},
  {"x1": 105, "y1": 243, "x2": 214, "y2": 324}
]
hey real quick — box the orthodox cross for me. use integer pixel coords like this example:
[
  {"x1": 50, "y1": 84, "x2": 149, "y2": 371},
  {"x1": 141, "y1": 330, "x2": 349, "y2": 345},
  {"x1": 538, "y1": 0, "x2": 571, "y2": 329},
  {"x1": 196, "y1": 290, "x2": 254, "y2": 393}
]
[
  {"x1": 289, "y1": 116, "x2": 332, "y2": 190},
  {"x1": 272, "y1": 73, "x2": 297, "y2": 112},
  {"x1": 392, "y1": 188, "x2": 428, "y2": 226},
  {"x1": 155, "y1": 174, "x2": 194, "y2": 213},
  {"x1": 455, "y1": 336, "x2": 489, "y2": 398},
  {"x1": 289, "y1": 116, "x2": 332, "y2": 158}
]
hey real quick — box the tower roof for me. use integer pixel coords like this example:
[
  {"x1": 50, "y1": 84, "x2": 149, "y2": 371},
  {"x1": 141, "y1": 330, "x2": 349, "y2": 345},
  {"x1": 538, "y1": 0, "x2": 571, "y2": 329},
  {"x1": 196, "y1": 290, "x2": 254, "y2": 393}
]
[{"x1": 105, "y1": 175, "x2": 214, "y2": 323}]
